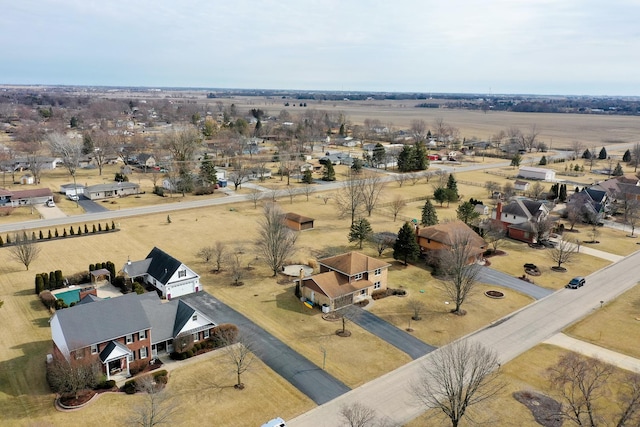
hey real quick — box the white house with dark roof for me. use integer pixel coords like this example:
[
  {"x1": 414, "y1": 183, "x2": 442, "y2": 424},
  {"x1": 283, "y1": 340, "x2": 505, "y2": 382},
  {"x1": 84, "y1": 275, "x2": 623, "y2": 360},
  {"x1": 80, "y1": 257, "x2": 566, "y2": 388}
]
[
  {"x1": 50, "y1": 292, "x2": 216, "y2": 380},
  {"x1": 122, "y1": 247, "x2": 201, "y2": 300},
  {"x1": 83, "y1": 182, "x2": 140, "y2": 200}
]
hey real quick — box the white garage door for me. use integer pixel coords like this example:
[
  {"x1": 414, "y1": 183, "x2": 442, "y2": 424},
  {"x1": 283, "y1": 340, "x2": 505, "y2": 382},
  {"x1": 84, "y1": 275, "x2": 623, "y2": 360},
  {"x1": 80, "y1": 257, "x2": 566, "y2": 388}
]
[{"x1": 167, "y1": 281, "x2": 196, "y2": 299}]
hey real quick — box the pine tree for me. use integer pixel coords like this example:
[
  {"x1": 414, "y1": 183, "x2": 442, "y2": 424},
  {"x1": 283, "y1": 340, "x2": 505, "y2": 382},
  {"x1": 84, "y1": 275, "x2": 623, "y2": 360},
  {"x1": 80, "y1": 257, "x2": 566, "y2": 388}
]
[
  {"x1": 111, "y1": 221, "x2": 116, "y2": 230},
  {"x1": 55, "y1": 228, "x2": 59, "y2": 237},
  {"x1": 39, "y1": 230, "x2": 44, "y2": 240},
  {"x1": 48, "y1": 230, "x2": 52, "y2": 239},
  {"x1": 511, "y1": 154, "x2": 522, "y2": 167},
  {"x1": 434, "y1": 187, "x2": 448, "y2": 207},
  {"x1": 421, "y1": 199, "x2": 438, "y2": 226},
  {"x1": 539, "y1": 156, "x2": 547, "y2": 165},
  {"x1": 457, "y1": 201, "x2": 480, "y2": 225},
  {"x1": 446, "y1": 174, "x2": 459, "y2": 199},
  {"x1": 397, "y1": 145, "x2": 414, "y2": 172},
  {"x1": 348, "y1": 218, "x2": 373, "y2": 249},
  {"x1": 559, "y1": 184, "x2": 567, "y2": 202},
  {"x1": 199, "y1": 153, "x2": 217, "y2": 187},
  {"x1": 0, "y1": 235, "x2": 3, "y2": 246},
  {"x1": 598, "y1": 147, "x2": 607, "y2": 160},
  {"x1": 412, "y1": 141, "x2": 428, "y2": 171},
  {"x1": 623, "y1": 149, "x2": 631, "y2": 162},
  {"x1": 582, "y1": 149, "x2": 592, "y2": 159},
  {"x1": 84, "y1": 224, "x2": 89, "y2": 234},
  {"x1": 322, "y1": 161, "x2": 336, "y2": 181},
  {"x1": 393, "y1": 222, "x2": 420, "y2": 266},
  {"x1": 301, "y1": 169, "x2": 313, "y2": 184},
  {"x1": 613, "y1": 162, "x2": 624, "y2": 176}
]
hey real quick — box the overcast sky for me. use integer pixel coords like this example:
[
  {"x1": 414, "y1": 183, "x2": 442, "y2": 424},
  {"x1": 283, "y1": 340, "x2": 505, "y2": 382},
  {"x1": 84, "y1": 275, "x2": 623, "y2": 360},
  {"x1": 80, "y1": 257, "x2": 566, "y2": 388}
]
[{"x1": 1, "y1": 0, "x2": 638, "y2": 96}]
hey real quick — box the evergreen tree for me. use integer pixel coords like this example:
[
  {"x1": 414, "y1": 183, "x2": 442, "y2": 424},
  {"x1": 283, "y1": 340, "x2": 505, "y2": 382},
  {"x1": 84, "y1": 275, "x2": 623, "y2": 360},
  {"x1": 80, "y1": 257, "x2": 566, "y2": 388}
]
[
  {"x1": 582, "y1": 149, "x2": 592, "y2": 159},
  {"x1": 322, "y1": 161, "x2": 336, "y2": 181},
  {"x1": 559, "y1": 184, "x2": 567, "y2": 202},
  {"x1": 301, "y1": 169, "x2": 313, "y2": 184},
  {"x1": 613, "y1": 162, "x2": 624, "y2": 176},
  {"x1": 550, "y1": 183, "x2": 559, "y2": 198},
  {"x1": 372, "y1": 143, "x2": 386, "y2": 168},
  {"x1": 598, "y1": 147, "x2": 607, "y2": 160},
  {"x1": 397, "y1": 145, "x2": 414, "y2": 172},
  {"x1": 393, "y1": 222, "x2": 420, "y2": 265},
  {"x1": 82, "y1": 133, "x2": 94, "y2": 155},
  {"x1": 111, "y1": 221, "x2": 116, "y2": 230},
  {"x1": 199, "y1": 153, "x2": 217, "y2": 186},
  {"x1": 348, "y1": 218, "x2": 373, "y2": 249},
  {"x1": 511, "y1": 154, "x2": 522, "y2": 167},
  {"x1": 421, "y1": 199, "x2": 438, "y2": 226},
  {"x1": 457, "y1": 201, "x2": 480, "y2": 225},
  {"x1": 339, "y1": 123, "x2": 346, "y2": 136},
  {"x1": 351, "y1": 158, "x2": 363, "y2": 174},
  {"x1": 539, "y1": 156, "x2": 547, "y2": 165},
  {"x1": 433, "y1": 187, "x2": 448, "y2": 207},
  {"x1": 446, "y1": 174, "x2": 459, "y2": 199},
  {"x1": 412, "y1": 141, "x2": 428, "y2": 171},
  {"x1": 623, "y1": 149, "x2": 632, "y2": 162},
  {"x1": 0, "y1": 235, "x2": 3, "y2": 246},
  {"x1": 39, "y1": 230, "x2": 43, "y2": 240}
]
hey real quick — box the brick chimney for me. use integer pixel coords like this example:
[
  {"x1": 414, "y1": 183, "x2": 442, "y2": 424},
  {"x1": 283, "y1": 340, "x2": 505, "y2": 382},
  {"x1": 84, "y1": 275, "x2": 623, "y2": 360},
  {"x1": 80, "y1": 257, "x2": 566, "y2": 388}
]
[{"x1": 495, "y1": 202, "x2": 503, "y2": 221}]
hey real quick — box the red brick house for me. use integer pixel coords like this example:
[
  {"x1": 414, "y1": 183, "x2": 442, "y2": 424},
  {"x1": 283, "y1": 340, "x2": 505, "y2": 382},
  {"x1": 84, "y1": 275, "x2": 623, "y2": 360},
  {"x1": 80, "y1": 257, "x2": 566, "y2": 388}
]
[
  {"x1": 297, "y1": 252, "x2": 390, "y2": 311},
  {"x1": 50, "y1": 292, "x2": 216, "y2": 381},
  {"x1": 491, "y1": 199, "x2": 550, "y2": 243}
]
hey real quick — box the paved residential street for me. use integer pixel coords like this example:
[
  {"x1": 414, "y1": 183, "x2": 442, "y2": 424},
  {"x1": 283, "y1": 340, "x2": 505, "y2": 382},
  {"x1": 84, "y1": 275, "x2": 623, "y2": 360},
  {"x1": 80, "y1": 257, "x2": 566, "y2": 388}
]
[{"x1": 179, "y1": 292, "x2": 350, "y2": 405}]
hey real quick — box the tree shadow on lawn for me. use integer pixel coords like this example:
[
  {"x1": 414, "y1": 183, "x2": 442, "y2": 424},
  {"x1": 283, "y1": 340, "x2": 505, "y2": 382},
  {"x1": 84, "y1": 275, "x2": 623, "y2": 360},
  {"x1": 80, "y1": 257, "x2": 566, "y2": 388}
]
[
  {"x1": 14, "y1": 288, "x2": 35, "y2": 297},
  {"x1": 1, "y1": 340, "x2": 53, "y2": 398}
]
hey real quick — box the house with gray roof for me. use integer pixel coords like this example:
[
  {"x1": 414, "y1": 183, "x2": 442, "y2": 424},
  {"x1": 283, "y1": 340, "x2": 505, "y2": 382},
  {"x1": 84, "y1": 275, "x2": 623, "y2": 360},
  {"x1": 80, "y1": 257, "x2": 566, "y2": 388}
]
[
  {"x1": 50, "y1": 292, "x2": 216, "y2": 381},
  {"x1": 83, "y1": 182, "x2": 140, "y2": 200},
  {"x1": 492, "y1": 199, "x2": 551, "y2": 243},
  {"x1": 122, "y1": 247, "x2": 201, "y2": 300}
]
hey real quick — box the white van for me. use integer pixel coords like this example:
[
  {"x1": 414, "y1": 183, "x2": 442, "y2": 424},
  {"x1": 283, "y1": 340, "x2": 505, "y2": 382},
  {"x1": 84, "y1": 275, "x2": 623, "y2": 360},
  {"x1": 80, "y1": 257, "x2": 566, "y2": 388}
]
[{"x1": 261, "y1": 417, "x2": 286, "y2": 427}]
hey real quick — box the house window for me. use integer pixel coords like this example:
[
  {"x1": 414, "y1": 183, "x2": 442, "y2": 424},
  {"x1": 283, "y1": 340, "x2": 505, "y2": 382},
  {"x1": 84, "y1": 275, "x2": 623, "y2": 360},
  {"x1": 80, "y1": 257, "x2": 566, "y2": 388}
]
[
  {"x1": 139, "y1": 330, "x2": 147, "y2": 340},
  {"x1": 192, "y1": 314, "x2": 197, "y2": 321},
  {"x1": 360, "y1": 289, "x2": 367, "y2": 295},
  {"x1": 374, "y1": 268, "x2": 381, "y2": 276},
  {"x1": 353, "y1": 273, "x2": 363, "y2": 280},
  {"x1": 90, "y1": 344, "x2": 98, "y2": 354},
  {"x1": 178, "y1": 270, "x2": 187, "y2": 278},
  {"x1": 374, "y1": 281, "x2": 381, "y2": 290},
  {"x1": 128, "y1": 352, "x2": 134, "y2": 362},
  {"x1": 203, "y1": 330, "x2": 210, "y2": 339},
  {"x1": 140, "y1": 347, "x2": 148, "y2": 359},
  {"x1": 126, "y1": 334, "x2": 133, "y2": 344},
  {"x1": 193, "y1": 332, "x2": 199, "y2": 342}
]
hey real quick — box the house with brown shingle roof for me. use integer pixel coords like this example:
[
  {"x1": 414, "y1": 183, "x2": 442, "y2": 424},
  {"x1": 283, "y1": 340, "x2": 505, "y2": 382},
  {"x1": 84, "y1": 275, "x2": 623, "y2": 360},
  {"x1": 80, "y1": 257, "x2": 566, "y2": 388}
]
[
  {"x1": 298, "y1": 252, "x2": 390, "y2": 311},
  {"x1": 417, "y1": 220, "x2": 487, "y2": 264}
]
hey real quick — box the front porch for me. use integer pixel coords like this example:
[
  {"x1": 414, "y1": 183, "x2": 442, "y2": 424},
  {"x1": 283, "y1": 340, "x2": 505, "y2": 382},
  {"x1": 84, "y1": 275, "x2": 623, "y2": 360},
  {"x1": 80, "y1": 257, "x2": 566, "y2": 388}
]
[{"x1": 99, "y1": 341, "x2": 132, "y2": 381}]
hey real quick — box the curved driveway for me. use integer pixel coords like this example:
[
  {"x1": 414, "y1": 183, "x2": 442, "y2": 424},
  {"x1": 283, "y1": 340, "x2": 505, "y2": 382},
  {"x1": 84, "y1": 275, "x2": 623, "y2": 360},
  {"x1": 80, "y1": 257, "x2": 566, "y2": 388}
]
[
  {"x1": 179, "y1": 292, "x2": 350, "y2": 405},
  {"x1": 478, "y1": 267, "x2": 553, "y2": 300}
]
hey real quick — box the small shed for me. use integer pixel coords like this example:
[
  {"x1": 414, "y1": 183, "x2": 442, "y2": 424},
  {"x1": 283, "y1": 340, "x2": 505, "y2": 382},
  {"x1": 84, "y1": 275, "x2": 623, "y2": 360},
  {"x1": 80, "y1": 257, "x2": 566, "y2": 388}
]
[
  {"x1": 474, "y1": 204, "x2": 489, "y2": 215},
  {"x1": 20, "y1": 174, "x2": 34, "y2": 185},
  {"x1": 284, "y1": 213, "x2": 315, "y2": 231},
  {"x1": 514, "y1": 180, "x2": 530, "y2": 192}
]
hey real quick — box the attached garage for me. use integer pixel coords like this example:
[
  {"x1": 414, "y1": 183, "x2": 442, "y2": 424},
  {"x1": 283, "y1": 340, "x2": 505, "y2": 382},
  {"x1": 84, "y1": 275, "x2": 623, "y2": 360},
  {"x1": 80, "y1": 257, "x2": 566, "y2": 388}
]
[{"x1": 166, "y1": 280, "x2": 199, "y2": 300}]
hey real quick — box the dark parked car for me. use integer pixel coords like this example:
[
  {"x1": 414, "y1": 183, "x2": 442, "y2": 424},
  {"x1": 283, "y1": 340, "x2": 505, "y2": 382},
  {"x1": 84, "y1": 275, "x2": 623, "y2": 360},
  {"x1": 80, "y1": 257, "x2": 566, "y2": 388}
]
[{"x1": 566, "y1": 277, "x2": 586, "y2": 289}]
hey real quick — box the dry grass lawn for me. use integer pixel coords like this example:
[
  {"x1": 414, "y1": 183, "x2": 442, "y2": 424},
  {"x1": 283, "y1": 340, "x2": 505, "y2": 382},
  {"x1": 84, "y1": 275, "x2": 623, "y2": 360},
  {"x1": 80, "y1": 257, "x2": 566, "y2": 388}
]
[
  {"x1": 565, "y1": 284, "x2": 640, "y2": 359},
  {"x1": 406, "y1": 343, "x2": 638, "y2": 426}
]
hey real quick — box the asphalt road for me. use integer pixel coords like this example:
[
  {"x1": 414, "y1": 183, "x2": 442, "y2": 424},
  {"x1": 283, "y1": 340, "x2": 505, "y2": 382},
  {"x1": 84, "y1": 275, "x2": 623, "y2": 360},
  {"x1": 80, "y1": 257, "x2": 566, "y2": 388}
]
[
  {"x1": 289, "y1": 249, "x2": 640, "y2": 426},
  {"x1": 179, "y1": 292, "x2": 350, "y2": 405}
]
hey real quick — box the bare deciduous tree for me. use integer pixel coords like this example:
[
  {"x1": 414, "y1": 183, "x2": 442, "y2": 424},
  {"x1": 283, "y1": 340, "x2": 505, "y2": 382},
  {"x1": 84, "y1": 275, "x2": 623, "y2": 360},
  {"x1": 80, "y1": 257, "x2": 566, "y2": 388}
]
[
  {"x1": 211, "y1": 241, "x2": 228, "y2": 272},
  {"x1": 229, "y1": 250, "x2": 245, "y2": 285},
  {"x1": 484, "y1": 220, "x2": 506, "y2": 254},
  {"x1": 221, "y1": 332, "x2": 256, "y2": 390},
  {"x1": 408, "y1": 299, "x2": 426, "y2": 321},
  {"x1": 411, "y1": 340, "x2": 503, "y2": 427},
  {"x1": 626, "y1": 199, "x2": 640, "y2": 237},
  {"x1": 9, "y1": 233, "x2": 41, "y2": 270},
  {"x1": 163, "y1": 126, "x2": 200, "y2": 194},
  {"x1": 360, "y1": 172, "x2": 385, "y2": 217},
  {"x1": 196, "y1": 246, "x2": 214, "y2": 264},
  {"x1": 546, "y1": 353, "x2": 640, "y2": 427},
  {"x1": 229, "y1": 165, "x2": 248, "y2": 190},
  {"x1": 247, "y1": 187, "x2": 263, "y2": 209},
  {"x1": 255, "y1": 203, "x2": 297, "y2": 276},
  {"x1": 48, "y1": 132, "x2": 82, "y2": 206},
  {"x1": 46, "y1": 357, "x2": 101, "y2": 400},
  {"x1": 565, "y1": 203, "x2": 582, "y2": 231},
  {"x1": 549, "y1": 239, "x2": 576, "y2": 269},
  {"x1": 394, "y1": 173, "x2": 408, "y2": 188},
  {"x1": 571, "y1": 140, "x2": 584, "y2": 161},
  {"x1": 438, "y1": 230, "x2": 482, "y2": 315},
  {"x1": 302, "y1": 182, "x2": 315, "y2": 201},
  {"x1": 529, "y1": 182, "x2": 545, "y2": 200},
  {"x1": 339, "y1": 402, "x2": 377, "y2": 427},
  {"x1": 370, "y1": 232, "x2": 396, "y2": 257},
  {"x1": 129, "y1": 375, "x2": 179, "y2": 427},
  {"x1": 334, "y1": 172, "x2": 365, "y2": 224},
  {"x1": 88, "y1": 129, "x2": 116, "y2": 176},
  {"x1": 388, "y1": 195, "x2": 407, "y2": 222},
  {"x1": 632, "y1": 143, "x2": 640, "y2": 172}
]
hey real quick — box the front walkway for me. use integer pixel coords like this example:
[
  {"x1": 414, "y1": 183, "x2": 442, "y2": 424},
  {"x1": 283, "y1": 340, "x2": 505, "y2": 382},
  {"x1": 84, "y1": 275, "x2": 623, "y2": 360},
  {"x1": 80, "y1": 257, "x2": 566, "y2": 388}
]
[{"x1": 544, "y1": 333, "x2": 640, "y2": 373}]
